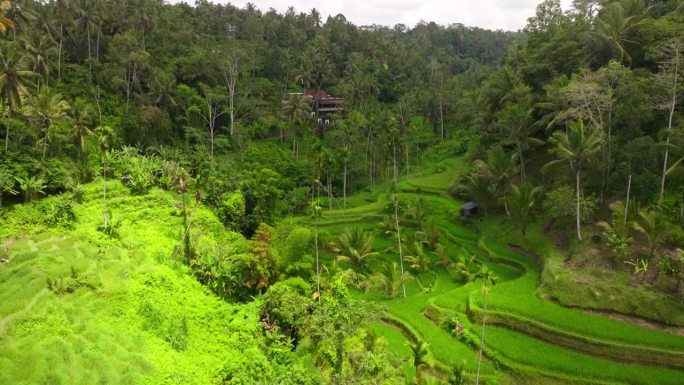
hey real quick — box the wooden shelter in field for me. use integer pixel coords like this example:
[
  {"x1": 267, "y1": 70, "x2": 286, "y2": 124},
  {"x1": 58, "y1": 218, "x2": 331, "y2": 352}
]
[{"x1": 460, "y1": 202, "x2": 478, "y2": 217}]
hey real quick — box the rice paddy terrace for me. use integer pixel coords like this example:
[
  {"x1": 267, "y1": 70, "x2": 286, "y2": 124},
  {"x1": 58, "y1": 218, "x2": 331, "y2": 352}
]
[{"x1": 301, "y1": 157, "x2": 684, "y2": 384}]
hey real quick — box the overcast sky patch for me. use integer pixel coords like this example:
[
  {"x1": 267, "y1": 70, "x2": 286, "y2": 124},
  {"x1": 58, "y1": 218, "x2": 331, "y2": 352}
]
[{"x1": 169, "y1": 0, "x2": 574, "y2": 31}]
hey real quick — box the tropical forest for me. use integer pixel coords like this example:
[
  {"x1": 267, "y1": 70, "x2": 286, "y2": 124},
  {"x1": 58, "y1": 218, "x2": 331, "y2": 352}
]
[{"x1": 0, "y1": 0, "x2": 683, "y2": 384}]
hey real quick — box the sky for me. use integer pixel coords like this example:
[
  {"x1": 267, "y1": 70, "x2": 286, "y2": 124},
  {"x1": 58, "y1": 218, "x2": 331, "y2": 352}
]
[{"x1": 171, "y1": 0, "x2": 575, "y2": 31}]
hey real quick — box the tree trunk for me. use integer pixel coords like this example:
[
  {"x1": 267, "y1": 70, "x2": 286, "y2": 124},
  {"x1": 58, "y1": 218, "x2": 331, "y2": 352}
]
[
  {"x1": 4, "y1": 123, "x2": 9, "y2": 152},
  {"x1": 405, "y1": 139, "x2": 409, "y2": 178},
  {"x1": 327, "y1": 174, "x2": 332, "y2": 209},
  {"x1": 660, "y1": 46, "x2": 679, "y2": 202},
  {"x1": 624, "y1": 174, "x2": 632, "y2": 230},
  {"x1": 210, "y1": 125, "x2": 214, "y2": 158},
  {"x1": 103, "y1": 155, "x2": 108, "y2": 232},
  {"x1": 87, "y1": 27, "x2": 92, "y2": 77},
  {"x1": 312, "y1": 183, "x2": 321, "y2": 301},
  {"x1": 475, "y1": 293, "x2": 488, "y2": 385},
  {"x1": 58, "y1": 24, "x2": 63, "y2": 79},
  {"x1": 439, "y1": 96, "x2": 445, "y2": 141},
  {"x1": 576, "y1": 168, "x2": 583, "y2": 242},
  {"x1": 660, "y1": 136, "x2": 670, "y2": 202},
  {"x1": 42, "y1": 127, "x2": 49, "y2": 160},
  {"x1": 518, "y1": 140, "x2": 526, "y2": 184},
  {"x1": 394, "y1": 199, "x2": 406, "y2": 299},
  {"x1": 343, "y1": 162, "x2": 347, "y2": 209}
]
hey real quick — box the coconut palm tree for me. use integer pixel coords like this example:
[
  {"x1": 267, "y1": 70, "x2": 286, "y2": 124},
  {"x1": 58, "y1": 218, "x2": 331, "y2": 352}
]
[
  {"x1": 474, "y1": 147, "x2": 518, "y2": 214},
  {"x1": 281, "y1": 92, "x2": 310, "y2": 144},
  {"x1": 405, "y1": 237, "x2": 431, "y2": 272},
  {"x1": 632, "y1": 208, "x2": 669, "y2": 257},
  {"x1": 75, "y1": 0, "x2": 102, "y2": 73},
  {"x1": 453, "y1": 254, "x2": 477, "y2": 282},
  {"x1": 15, "y1": 175, "x2": 45, "y2": 202},
  {"x1": 331, "y1": 227, "x2": 379, "y2": 276},
  {"x1": 590, "y1": 0, "x2": 651, "y2": 63},
  {"x1": 22, "y1": 30, "x2": 57, "y2": 87},
  {"x1": 54, "y1": 0, "x2": 73, "y2": 79},
  {"x1": 456, "y1": 174, "x2": 496, "y2": 216},
  {"x1": 474, "y1": 265, "x2": 497, "y2": 385},
  {"x1": 0, "y1": 43, "x2": 37, "y2": 151},
  {"x1": 70, "y1": 97, "x2": 95, "y2": 153},
  {"x1": 497, "y1": 103, "x2": 543, "y2": 183},
  {"x1": 373, "y1": 262, "x2": 412, "y2": 299},
  {"x1": 25, "y1": 87, "x2": 71, "y2": 159},
  {"x1": 506, "y1": 183, "x2": 542, "y2": 236},
  {"x1": 409, "y1": 339, "x2": 431, "y2": 384},
  {"x1": 544, "y1": 120, "x2": 603, "y2": 241},
  {"x1": 150, "y1": 71, "x2": 177, "y2": 113}
]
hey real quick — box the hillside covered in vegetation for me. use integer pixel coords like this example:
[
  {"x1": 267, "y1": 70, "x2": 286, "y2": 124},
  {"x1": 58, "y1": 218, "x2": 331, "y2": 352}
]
[{"x1": 1, "y1": 0, "x2": 684, "y2": 384}]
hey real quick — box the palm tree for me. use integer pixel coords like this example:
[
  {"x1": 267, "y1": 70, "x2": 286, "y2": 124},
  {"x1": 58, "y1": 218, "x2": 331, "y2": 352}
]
[
  {"x1": 409, "y1": 339, "x2": 431, "y2": 384},
  {"x1": 150, "y1": 72, "x2": 177, "y2": 113},
  {"x1": 448, "y1": 360, "x2": 468, "y2": 385},
  {"x1": 70, "y1": 97, "x2": 95, "y2": 152},
  {"x1": 474, "y1": 147, "x2": 518, "y2": 214},
  {"x1": 281, "y1": 92, "x2": 310, "y2": 144},
  {"x1": 656, "y1": 38, "x2": 683, "y2": 202},
  {"x1": 309, "y1": 192, "x2": 322, "y2": 300},
  {"x1": 331, "y1": 227, "x2": 379, "y2": 276},
  {"x1": 15, "y1": 175, "x2": 45, "y2": 202},
  {"x1": 497, "y1": 103, "x2": 542, "y2": 183},
  {"x1": 393, "y1": 194, "x2": 407, "y2": 299},
  {"x1": 544, "y1": 120, "x2": 603, "y2": 241},
  {"x1": 0, "y1": 43, "x2": 37, "y2": 151},
  {"x1": 506, "y1": 183, "x2": 542, "y2": 236},
  {"x1": 21, "y1": 30, "x2": 58, "y2": 85},
  {"x1": 453, "y1": 254, "x2": 477, "y2": 282},
  {"x1": 373, "y1": 262, "x2": 412, "y2": 299},
  {"x1": 632, "y1": 208, "x2": 669, "y2": 257},
  {"x1": 25, "y1": 87, "x2": 71, "y2": 159},
  {"x1": 457, "y1": 175, "x2": 496, "y2": 216},
  {"x1": 54, "y1": 0, "x2": 73, "y2": 79},
  {"x1": 75, "y1": 0, "x2": 102, "y2": 74},
  {"x1": 591, "y1": 0, "x2": 651, "y2": 63},
  {"x1": 405, "y1": 238, "x2": 431, "y2": 272},
  {"x1": 474, "y1": 265, "x2": 497, "y2": 385}
]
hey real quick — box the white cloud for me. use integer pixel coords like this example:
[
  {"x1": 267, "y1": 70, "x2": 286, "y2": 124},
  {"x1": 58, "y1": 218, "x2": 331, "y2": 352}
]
[{"x1": 169, "y1": 0, "x2": 574, "y2": 31}]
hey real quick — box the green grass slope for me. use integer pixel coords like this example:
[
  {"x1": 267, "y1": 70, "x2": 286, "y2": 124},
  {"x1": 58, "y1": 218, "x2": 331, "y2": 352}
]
[{"x1": 0, "y1": 182, "x2": 293, "y2": 385}]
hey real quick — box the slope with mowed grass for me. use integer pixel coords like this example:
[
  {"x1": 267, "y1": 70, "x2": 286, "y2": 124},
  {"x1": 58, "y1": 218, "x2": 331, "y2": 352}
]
[{"x1": 0, "y1": 183, "x2": 297, "y2": 385}]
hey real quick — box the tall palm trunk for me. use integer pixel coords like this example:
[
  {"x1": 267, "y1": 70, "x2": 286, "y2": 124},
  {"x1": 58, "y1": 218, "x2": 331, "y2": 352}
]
[
  {"x1": 475, "y1": 293, "x2": 488, "y2": 385},
  {"x1": 87, "y1": 27, "x2": 92, "y2": 77},
  {"x1": 102, "y1": 155, "x2": 108, "y2": 231},
  {"x1": 394, "y1": 199, "x2": 406, "y2": 299},
  {"x1": 4, "y1": 112, "x2": 9, "y2": 152},
  {"x1": 624, "y1": 174, "x2": 632, "y2": 229},
  {"x1": 518, "y1": 140, "x2": 526, "y2": 184},
  {"x1": 576, "y1": 167, "x2": 583, "y2": 242},
  {"x1": 312, "y1": 183, "x2": 321, "y2": 300},
  {"x1": 58, "y1": 24, "x2": 63, "y2": 79},
  {"x1": 660, "y1": 46, "x2": 679, "y2": 202},
  {"x1": 343, "y1": 162, "x2": 347, "y2": 208}
]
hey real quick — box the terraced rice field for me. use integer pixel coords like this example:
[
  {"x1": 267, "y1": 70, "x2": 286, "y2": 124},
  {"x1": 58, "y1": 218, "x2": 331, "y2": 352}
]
[{"x1": 306, "y1": 157, "x2": 684, "y2": 384}]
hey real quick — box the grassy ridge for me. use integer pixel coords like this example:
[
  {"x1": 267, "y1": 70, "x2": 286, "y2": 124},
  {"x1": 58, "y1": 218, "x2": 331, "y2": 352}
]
[{"x1": 0, "y1": 183, "x2": 295, "y2": 385}]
